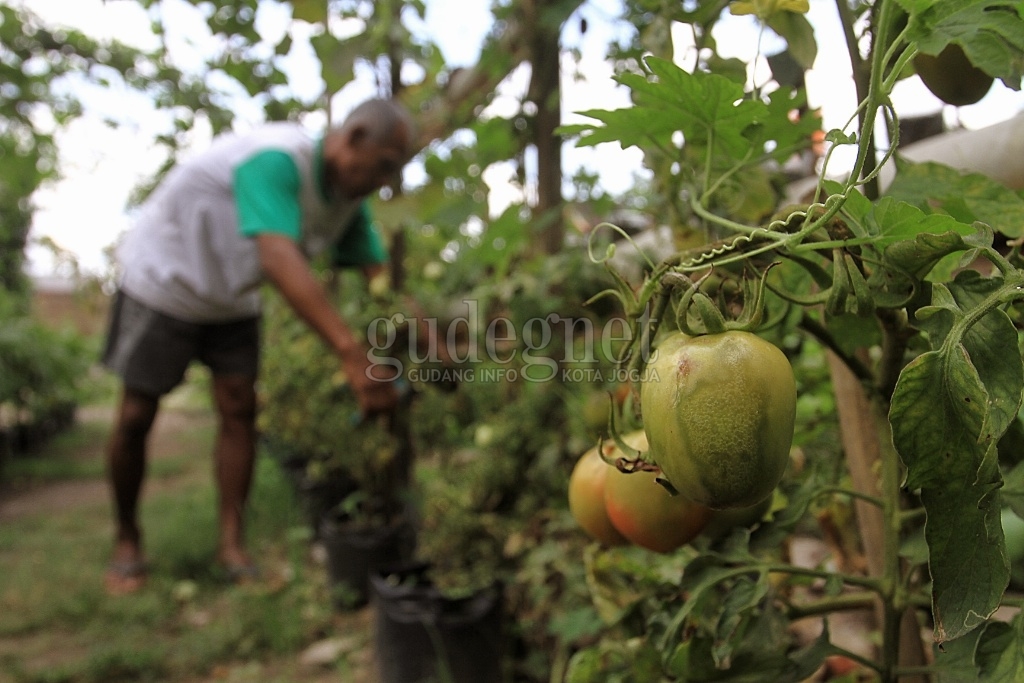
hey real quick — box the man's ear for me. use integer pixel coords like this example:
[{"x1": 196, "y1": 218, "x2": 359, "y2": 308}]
[{"x1": 346, "y1": 124, "x2": 369, "y2": 147}]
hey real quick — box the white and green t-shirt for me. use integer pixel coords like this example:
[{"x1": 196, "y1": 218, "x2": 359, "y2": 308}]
[{"x1": 117, "y1": 122, "x2": 387, "y2": 322}]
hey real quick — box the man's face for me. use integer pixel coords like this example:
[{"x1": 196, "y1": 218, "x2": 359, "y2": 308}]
[{"x1": 324, "y1": 126, "x2": 409, "y2": 200}]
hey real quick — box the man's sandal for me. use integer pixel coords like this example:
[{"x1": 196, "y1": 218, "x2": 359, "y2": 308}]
[
  {"x1": 218, "y1": 562, "x2": 262, "y2": 585},
  {"x1": 104, "y1": 559, "x2": 149, "y2": 596}
]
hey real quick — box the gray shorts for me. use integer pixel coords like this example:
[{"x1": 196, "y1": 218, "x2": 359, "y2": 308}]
[{"x1": 101, "y1": 290, "x2": 261, "y2": 397}]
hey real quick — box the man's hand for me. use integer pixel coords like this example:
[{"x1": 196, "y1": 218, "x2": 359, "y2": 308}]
[{"x1": 345, "y1": 350, "x2": 400, "y2": 418}]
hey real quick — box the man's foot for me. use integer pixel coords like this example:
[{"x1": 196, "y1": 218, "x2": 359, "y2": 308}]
[
  {"x1": 105, "y1": 537, "x2": 148, "y2": 595},
  {"x1": 104, "y1": 558, "x2": 149, "y2": 595},
  {"x1": 216, "y1": 546, "x2": 260, "y2": 584}
]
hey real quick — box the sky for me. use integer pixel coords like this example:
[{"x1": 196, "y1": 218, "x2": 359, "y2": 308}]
[{"x1": 17, "y1": 0, "x2": 1024, "y2": 279}]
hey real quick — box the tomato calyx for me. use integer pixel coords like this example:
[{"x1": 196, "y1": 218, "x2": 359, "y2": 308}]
[
  {"x1": 593, "y1": 433, "x2": 681, "y2": 497},
  {"x1": 610, "y1": 457, "x2": 681, "y2": 497},
  {"x1": 672, "y1": 262, "x2": 780, "y2": 337}
]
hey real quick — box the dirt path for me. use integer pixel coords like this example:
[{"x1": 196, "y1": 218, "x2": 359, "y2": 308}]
[
  {"x1": 0, "y1": 405, "x2": 210, "y2": 522},
  {"x1": 0, "y1": 401, "x2": 381, "y2": 683}
]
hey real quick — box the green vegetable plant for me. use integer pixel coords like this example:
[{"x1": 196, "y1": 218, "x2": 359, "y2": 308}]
[
  {"x1": 257, "y1": 266, "x2": 416, "y2": 529},
  {"x1": 559, "y1": 0, "x2": 1024, "y2": 680}
]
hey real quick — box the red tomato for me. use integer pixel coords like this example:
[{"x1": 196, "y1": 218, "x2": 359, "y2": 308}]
[
  {"x1": 602, "y1": 431, "x2": 712, "y2": 553},
  {"x1": 568, "y1": 441, "x2": 628, "y2": 547}
]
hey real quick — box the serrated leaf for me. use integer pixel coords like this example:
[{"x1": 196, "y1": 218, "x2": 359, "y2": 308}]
[
  {"x1": 584, "y1": 545, "x2": 646, "y2": 625},
  {"x1": 931, "y1": 625, "x2": 984, "y2": 682},
  {"x1": 976, "y1": 616, "x2": 1024, "y2": 681},
  {"x1": 712, "y1": 575, "x2": 770, "y2": 669},
  {"x1": 569, "y1": 58, "x2": 768, "y2": 161},
  {"x1": 944, "y1": 273, "x2": 1024, "y2": 438},
  {"x1": 883, "y1": 231, "x2": 971, "y2": 281},
  {"x1": 892, "y1": 356, "x2": 1003, "y2": 643},
  {"x1": 757, "y1": 87, "x2": 821, "y2": 161},
  {"x1": 889, "y1": 269, "x2": 1024, "y2": 645},
  {"x1": 660, "y1": 559, "x2": 748, "y2": 653},
  {"x1": 900, "y1": 0, "x2": 1024, "y2": 87},
  {"x1": 670, "y1": 608, "x2": 830, "y2": 682},
  {"x1": 640, "y1": 57, "x2": 768, "y2": 156},
  {"x1": 887, "y1": 161, "x2": 1024, "y2": 239},
  {"x1": 870, "y1": 197, "x2": 975, "y2": 246},
  {"x1": 920, "y1": 478, "x2": 1006, "y2": 643}
]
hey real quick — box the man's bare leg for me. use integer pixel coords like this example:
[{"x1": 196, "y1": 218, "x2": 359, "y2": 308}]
[
  {"x1": 105, "y1": 387, "x2": 159, "y2": 594},
  {"x1": 211, "y1": 373, "x2": 258, "y2": 577}
]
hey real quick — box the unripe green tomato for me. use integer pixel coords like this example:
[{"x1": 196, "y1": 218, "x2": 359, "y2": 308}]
[
  {"x1": 641, "y1": 331, "x2": 796, "y2": 509},
  {"x1": 698, "y1": 493, "x2": 773, "y2": 542},
  {"x1": 914, "y1": 44, "x2": 993, "y2": 107}
]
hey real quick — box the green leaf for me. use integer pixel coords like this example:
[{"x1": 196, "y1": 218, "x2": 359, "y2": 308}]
[
  {"x1": 766, "y1": 10, "x2": 817, "y2": 68},
  {"x1": 757, "y1": 87, "x2": 821, "y2": 162},
  {"x1": 730, "y1": 0, "x2": 810, "y2": 20},
  {"x1": 667, "y1": 607, "x2": 831, "y2": 682},
  {"x1": 931, "y1": 625, "x2": 984, "y2": 682},
  {"x1": 976, "y1": 615, "x2": 1024, "y2": 681},
  {"x1": 569, "y1": 58, "x2": 769, "y2": 161},
  {"x1": 900, "y1": 0, "x2": 1024, "y2": 87},
  {"x1": 890, "y1": 271, "x2": 1024, "y2": 641},
  {"x1": 870, "y1": 197, "x2": 975, "y2": 247},
  {"x1": 660, "y1": 559, "x2": 748, "y2": 653},
  {"x1": 941, "y1": 273, "x2": 1024, "y2": 438},
  {"x1": 886, "y1": 161, "x2": 1024, "y2": 239},
  {"x1": 310, "y1": 33, "x2": 364, "y2": 96},
  {"x1": 878, "y1": 217, "x2": 976, "y2": 283},
  {"x1": 711, "y1": 575, "x2": 770, "y2": 669},
  {"x1": 291, "y1": 0, "x2": 327, "y2": 24},
  {"x1": 548, "y1": 606, "x2": 605, "y2": 643},
  {"x1": 1000, "y1": 461, "x2": 1024, "y2": 519},
  {"x1": 838, "y1": 189, "x2": 976, "y2": 283}
]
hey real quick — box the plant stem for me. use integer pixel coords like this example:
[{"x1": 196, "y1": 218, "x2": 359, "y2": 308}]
[
  {"x1": 813, "y1": 485, "x2": 886, "y2": 509},
  {"x1": 799, "y1": 315, "x2": 875, "y2": 387},
  {"x1": 762, "y1": 563, "x2": 883, "y2": 592},
  {"x1": 784, "y1": 590, "x2": 879, "y2": 619},
  {"x1": 876, "y1": 393, "x2": 905, "y2": 683}
]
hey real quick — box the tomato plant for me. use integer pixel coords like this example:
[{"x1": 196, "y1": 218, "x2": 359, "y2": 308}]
[
  {"x1": 640, "y1": 330, "x2": 796, "y2": 509},
  {"x1": 561, "y1": 0, "x2": 1024, "y2": 680}
]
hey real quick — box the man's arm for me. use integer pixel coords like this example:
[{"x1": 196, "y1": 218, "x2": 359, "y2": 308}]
[{"x1": 256, "y1": 233, "x2": 398, "y2": 416}]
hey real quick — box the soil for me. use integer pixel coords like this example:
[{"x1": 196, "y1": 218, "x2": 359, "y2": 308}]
[{"x1": 0, "y1": 402, "x2": 382, "y2": 683}]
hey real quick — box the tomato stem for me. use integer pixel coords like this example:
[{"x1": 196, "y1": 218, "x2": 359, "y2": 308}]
[
  {"x1": 875, "y1": 394, "x2": 908, "y2": 683},
  {"x1": 812, "y1": 485, "x2": 885, "y2": 509}
]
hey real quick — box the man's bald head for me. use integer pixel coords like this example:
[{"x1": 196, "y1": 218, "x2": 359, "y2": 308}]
[
  {"x1": 322, "y1": 98, "x2": 415, "y2": 200},
  {"x1": 336, "y1": 98, "x2": 415, "y2": 157}
]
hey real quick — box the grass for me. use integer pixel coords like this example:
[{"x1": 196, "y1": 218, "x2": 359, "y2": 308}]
[{"x1": 0, "y1": 370, "x2": 372, "y2": 683}]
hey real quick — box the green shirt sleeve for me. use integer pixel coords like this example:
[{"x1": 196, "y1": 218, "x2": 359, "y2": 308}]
[
  {"x1": 234, "y1": 150, "x2": 302, "y2": 239},
  {"x1": 330, "y1": 202, "x2": 389, "y2": 268}
]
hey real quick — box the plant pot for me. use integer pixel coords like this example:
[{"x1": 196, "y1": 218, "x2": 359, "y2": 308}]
[
  {"x1": 370, "y1": 562, "x2": 505, "y2": 683},
  {"x1": 319, "y1": 514, "x2": 416, "y2": 610},
  {"x1": 298, "y1": 473, "x2": 361, "y2": 536}
]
